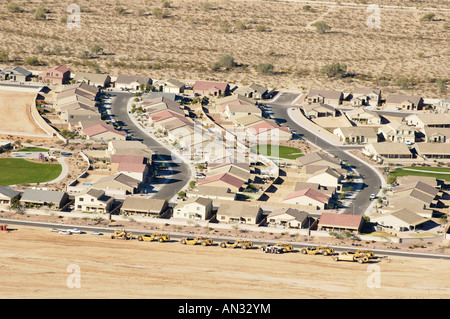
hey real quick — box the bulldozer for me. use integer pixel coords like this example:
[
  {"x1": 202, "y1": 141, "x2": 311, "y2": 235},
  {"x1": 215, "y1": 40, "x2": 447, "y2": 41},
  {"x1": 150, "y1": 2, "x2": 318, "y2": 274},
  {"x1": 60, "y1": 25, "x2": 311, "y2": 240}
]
[
  {"x1": 219, "y1": 239, "x2": 253, "y2": 249},
  {"x1": 180, "y1": 236, "x2": 213, "y2": 246},
  {"x1": 332, "y1": 251, "x2": 369, "y2": 264},
  {"x1": 300, "y1": 245, "x2": 334, "y2": 256},
  {"x1": 260, "y1": 243, "x2": 293, "y2": 253},
  {"x1": 137, "y1": 233, "x2": 170, "y2": 243},
  {"x1": 111, "y1": 229, "x2": 134, "y2": 240}
]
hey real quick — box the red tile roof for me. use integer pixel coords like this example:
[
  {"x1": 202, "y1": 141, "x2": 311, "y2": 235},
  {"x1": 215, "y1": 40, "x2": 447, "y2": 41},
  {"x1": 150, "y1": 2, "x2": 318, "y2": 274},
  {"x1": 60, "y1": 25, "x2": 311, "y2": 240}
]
[
  {"x1": 193, "y1": 81, "x2": 229, "y2": 92},
  {"x1": 319, "y1": 212, "x2": 363, "y2": 229},
  {"x1": 284, "y1": 188, "x2": 330, "y2": 203},
  {"x1": 82, "y1": 123, "x2": 127, "y2": 137},
  {"x1": 198, "y1": 173, "x2": 245, "y2": 189}
]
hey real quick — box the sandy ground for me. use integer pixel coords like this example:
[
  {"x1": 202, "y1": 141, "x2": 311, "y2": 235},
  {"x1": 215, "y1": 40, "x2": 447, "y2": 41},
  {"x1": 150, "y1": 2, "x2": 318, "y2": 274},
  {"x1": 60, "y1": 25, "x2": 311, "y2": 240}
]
[
  {"x1": 0, "y1": 90, "x2": 46, "y2": 136},
  {"x1": 1, "y1": 225, "x2": 449, "y2": 299}
]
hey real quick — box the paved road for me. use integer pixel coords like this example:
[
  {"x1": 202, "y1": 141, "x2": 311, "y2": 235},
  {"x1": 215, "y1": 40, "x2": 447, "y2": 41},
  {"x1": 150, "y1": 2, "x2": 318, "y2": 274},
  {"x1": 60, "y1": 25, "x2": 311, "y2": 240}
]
[
  {"x1": 107, "y1": 91, "x2": 192, "y2": 201},
  {"x1": 266, "y1": 92, "x2": 384, "y2": 215}
]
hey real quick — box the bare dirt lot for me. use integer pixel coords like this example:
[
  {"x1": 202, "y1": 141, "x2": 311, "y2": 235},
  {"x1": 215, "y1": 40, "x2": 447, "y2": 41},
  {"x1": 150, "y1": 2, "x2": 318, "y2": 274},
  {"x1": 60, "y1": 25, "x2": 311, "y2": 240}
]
[
  {"x1": 1, "y1": 225, "x2": 449, "y2": 299},
  {"x1": 0, "y1": 89, "x2": 46, "y2": 137}
]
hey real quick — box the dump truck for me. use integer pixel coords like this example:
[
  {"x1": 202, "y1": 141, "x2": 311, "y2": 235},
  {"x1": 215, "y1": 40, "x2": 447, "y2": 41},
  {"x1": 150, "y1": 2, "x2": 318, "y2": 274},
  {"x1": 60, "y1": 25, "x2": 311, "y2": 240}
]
[
  {"x1": 260, "y1": 243, "x2": 293, "y2": 253},
  {"x1": 332, "y1": 251, "x2": 369, "y2": 264},
  {"x1": 137, "y1": 233, "x2": 170, "y2": 243},
  {"x1": 300, "y1": 245, "x2": 334, "y2": 256},
  {"x1": 180, "y1": 236, "x2": 213, "y2": 246},
  {"x1": 219, "y1": 239, "x2": 253, "y2": 249},
  {"x1": 111, "y1": 229, "x2": 133, "y2": 240}
]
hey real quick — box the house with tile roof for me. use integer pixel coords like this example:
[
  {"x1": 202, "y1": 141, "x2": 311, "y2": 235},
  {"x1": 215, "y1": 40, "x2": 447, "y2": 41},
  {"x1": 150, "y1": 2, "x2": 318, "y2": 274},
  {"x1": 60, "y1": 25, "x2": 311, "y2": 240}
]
[
  {"x1": 73, "y1": 72, "x2": 111, "y2": 88},
  {"x1": 333, "y1": 126, "x2": 378, "y2": 144},
  {"x1": 115, "y1": 74, "x2": 152, "y2": 91},
  {"x1": 385, "y1": 94, "x2": 424, "y2": 110},
  {"x1": 305, "y1": 89, "x2": 343, "y2": 106},
  {"x1": 192, "y1": 80, "x2": 230, "y2": 97},
  {"x1": 0, "y1": 186, "x2": 21, "y2": 206},
  {"x1": 81, "y1": 123, "x2": 127, "y2": 142},
  {"x1": 318, "y1": 212, "x2": 364, "y2": 233},
  {"x1": 350, "y1": 88, "x2": 381, "y2": 107},
  {"x1": 266, "y1": 208, "x2": 311, "y2": 229},
  {"x1": 120, "y1": 196, "x2": 169, "y2": 216},
  {"x1": 216, "y1": 203, "x2": 263, "y2": 225},
  {"x1": 197, "y1": 172, "x2": 247, "y2": 193},
  {"x1": 173, "y1": 197, "x2": 214, "y2": 220},
  {"x1": 0, "y1": 66, "x2": 32, "y2": 82},
  {"x1": 38, "y1": 65, "x2": 71, "y2": 85},
  {"x1": 283, "y1": 188, "x2": 332, "y2": 210},
  {"x1": 74, "y1": 188, "x2": 114, "y2": 213}
]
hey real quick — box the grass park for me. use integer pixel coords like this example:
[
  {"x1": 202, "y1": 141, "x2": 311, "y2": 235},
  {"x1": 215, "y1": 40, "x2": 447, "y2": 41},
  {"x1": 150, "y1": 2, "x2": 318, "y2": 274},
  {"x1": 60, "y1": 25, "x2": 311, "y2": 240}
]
[
  {"x1": 251, "y1": 144, "x2": 303, "y2": 160},
  {"x1": 0, "y1": 158, "x2": 62, "y2": 186},
  {"x1": 388, "y1": 166, "x2": 450, "y2": 182}
]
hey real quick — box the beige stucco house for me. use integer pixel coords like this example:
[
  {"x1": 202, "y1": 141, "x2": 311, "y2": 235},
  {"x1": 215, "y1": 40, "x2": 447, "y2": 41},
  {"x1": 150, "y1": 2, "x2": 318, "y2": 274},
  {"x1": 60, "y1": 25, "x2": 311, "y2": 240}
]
[
  {"x1": 173, "y1": 197, "x2": 213, "y2": 220},
  {"x1": 216, "y1": 203, "x2": 263, "y2": 225},
  {"x1": 120, "y1": 196, "x2": 168, "y2": 216},
  {"x1": 74, "y1": 188, "x2": 114, "y2": 213},
  {"x1": 333, "y1": 126, "x2": 378, "y2": 144}
]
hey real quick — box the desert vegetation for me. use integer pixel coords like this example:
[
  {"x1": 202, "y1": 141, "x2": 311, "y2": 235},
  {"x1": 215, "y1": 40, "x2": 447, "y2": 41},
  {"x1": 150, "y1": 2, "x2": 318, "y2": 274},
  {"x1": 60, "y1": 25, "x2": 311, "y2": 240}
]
[{"x1": 0, "y1": 0, "x2": 448, "y2": 97}]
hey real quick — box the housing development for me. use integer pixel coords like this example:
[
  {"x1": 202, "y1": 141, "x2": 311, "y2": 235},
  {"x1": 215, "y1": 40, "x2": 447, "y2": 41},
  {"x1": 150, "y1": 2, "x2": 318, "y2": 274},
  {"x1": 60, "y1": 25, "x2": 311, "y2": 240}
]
[{"x1": 0, "y1": 0, "x2": 449, "y2": 301}]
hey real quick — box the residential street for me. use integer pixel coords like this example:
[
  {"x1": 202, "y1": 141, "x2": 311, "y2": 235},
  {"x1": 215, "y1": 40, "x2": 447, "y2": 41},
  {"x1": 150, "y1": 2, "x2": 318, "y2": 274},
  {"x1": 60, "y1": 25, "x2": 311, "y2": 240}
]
[
  {"x1": 266, "y1": 92, "x2": 384, "y2": 216},
  {"x1": 107, "y1": 91, "x2": 192, "y2": 201}
]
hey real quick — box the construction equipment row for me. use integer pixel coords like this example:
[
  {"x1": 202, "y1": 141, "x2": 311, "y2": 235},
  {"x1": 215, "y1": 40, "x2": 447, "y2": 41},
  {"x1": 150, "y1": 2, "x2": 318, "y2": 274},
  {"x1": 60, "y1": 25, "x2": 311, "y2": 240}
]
[{"x1": 110, "y1": 229, "x2": 377, "y2": 263}]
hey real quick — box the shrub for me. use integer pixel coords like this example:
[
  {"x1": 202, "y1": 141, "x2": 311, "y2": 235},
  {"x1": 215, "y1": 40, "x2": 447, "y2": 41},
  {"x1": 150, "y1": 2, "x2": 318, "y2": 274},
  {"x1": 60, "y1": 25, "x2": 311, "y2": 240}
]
[
  {"x1": 256, "y1": 63, "x2": 274, "y2": 75},
  {"x1": 7, "y1": 3, "x2": 23, "y2": 13},
  {"x1": 319, "y1": 62, "x2": 347, "y2": 78},
  {"x1": 421, "y1": 13, "x2": 435, "y2": 22}
]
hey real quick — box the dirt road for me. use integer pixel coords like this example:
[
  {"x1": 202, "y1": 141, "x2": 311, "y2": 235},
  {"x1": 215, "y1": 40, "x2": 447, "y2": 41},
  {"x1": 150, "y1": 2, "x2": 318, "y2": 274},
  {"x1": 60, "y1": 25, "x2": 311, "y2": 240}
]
[{"x1": 0, "y1": 226, "x2": 449, "y2": 299}]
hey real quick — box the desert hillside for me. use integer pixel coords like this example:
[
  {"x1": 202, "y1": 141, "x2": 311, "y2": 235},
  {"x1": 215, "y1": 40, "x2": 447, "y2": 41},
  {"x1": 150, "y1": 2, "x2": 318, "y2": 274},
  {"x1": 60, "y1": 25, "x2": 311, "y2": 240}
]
[{"x1": 0, "y1": 0, "x2": 449, "y2": 97}]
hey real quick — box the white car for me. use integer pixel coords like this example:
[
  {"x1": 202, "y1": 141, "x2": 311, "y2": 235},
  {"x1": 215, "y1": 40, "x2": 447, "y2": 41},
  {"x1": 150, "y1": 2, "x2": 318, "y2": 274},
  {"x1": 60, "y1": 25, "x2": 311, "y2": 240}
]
[
  {"x1": 59, "y1": 230, "x2": 72, "y2": 235},
  {"x1": 50, "y1": 228, "x2": 59, "y2": 232},
  {"x1": 68, "y1": 228, "x2": 82, "y2": 234},
  {"x1": 90, "y1": 231, "x2": 103, "y2": 236}
]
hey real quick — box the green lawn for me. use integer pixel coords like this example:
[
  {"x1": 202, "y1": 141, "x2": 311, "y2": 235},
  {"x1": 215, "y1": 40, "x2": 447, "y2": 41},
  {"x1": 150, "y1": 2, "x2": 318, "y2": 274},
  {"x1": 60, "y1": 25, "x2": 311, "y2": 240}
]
[
  {"x1": 389, "y1": 166, "x2": 450, "y2": 182},
  {"x1": 17, "y1": 147, "x2": 49, "y2": 152},
  {"x1": 0, "y1": 158, "x2": 62, "y2": 186},
  {"x1": 252, "y1": 144, "x2": 303, "y2": 160}
]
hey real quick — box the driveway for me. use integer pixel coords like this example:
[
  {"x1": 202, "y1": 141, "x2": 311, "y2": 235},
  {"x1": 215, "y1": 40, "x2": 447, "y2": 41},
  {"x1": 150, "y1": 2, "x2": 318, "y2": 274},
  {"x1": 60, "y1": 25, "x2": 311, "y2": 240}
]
[
  {"x1": 266, "y1": 92, "x2": 384, "y2": 216},
  {"x1": 107, "y1": 91, "x2": 192, "y2": 201}
]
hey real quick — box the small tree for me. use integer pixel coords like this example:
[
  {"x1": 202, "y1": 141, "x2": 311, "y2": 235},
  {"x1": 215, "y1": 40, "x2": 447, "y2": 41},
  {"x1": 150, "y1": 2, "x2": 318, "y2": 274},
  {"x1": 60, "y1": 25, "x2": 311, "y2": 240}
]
[
  {"x1": 313, "y1": 21, "x2": 331, "y2": 34},
  {"x1": 25, "y1": 57, "x2": 41, "y2": 66},
  {"x1": 152, "y1": 7, "x2": 169, "y2": 19},
  {"x1": 115, "y1": 6, "x2": 125, "y2": 15},
  {"x1": 90, "y1": 45, "x2": 104, "y2": 56}
]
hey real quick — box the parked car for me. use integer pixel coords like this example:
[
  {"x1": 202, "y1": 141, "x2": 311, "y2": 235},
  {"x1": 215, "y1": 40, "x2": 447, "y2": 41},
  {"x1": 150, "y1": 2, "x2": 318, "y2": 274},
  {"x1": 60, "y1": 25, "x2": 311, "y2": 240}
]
[
  {"x1": 68, "y1": 228, "x2": 82, "y2": 234},
  {"x1": 90, "y1": 231, "x2": 103, "y2": 236},
  {"x1": 59, "y1": 230, "x2": 72, "y2": 235},
  {"x1": 369, "y1": 194, "x2": 376, "y2": 200}
]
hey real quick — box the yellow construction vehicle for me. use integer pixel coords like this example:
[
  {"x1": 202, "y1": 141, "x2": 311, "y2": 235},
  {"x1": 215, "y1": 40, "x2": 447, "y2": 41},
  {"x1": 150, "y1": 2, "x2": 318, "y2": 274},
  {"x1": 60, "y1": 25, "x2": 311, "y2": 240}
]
[
  {"x1": 220, "y1": 239, "x2": 253, "y2": 249},
  {"x1": 111, "y1": 229, "x2": 133, "y2": 240},
  {"x1": 355, "y1": 249, "x2": 375, "y2": 259},
  {"x1": 137, "y1": 233, "x2": 170, "y2": 243},
  {"x1": 300, "y1": 245, "x2": 334, "y2": 256},
  {"x1": 180, "y1": 236, "x2": 213, "y2": 246},
  {"x1": 332, "y1": 251, "x2": 369, "y2": 264}
]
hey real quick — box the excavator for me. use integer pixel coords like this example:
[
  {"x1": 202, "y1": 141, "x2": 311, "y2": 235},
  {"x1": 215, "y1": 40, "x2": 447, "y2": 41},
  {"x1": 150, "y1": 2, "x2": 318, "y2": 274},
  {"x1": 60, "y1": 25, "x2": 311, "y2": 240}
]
[
  {"x1": 180, "y1": 236, "x2": 213, "y2": 246},
  {"x1": 137, "y1": 233, "x2": 170, "y2": 243}
]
